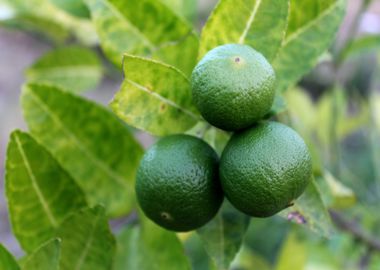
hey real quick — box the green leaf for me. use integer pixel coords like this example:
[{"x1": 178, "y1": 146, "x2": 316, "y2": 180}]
[
  {"x1": 272, "y1": 0, "x2": 346, "y2": 92},
  {"x1": 203, "y1": 127, "x2": 230, "y2": 156},
  {"x1": 21, "y1": 83, "x2": 144, "y2": 217},
  {"x1": 22, "y1": 239, "x2": 61, "y2": 270},
  {"x1": 197, "y1": 201, "x2": 250, "y2": 270},
  {"x1": 279, "y1": 178, "x2": 334, "y2": 237},
  {"x1": 50, "y1": 0, "x2": 90, "y2": 18},
  {"x1": 110, "y1": 55, "x2": 201, "y2": 136},
  {"x1": 5, "y1": 131, "x2": 87, "y2": 253},
  {"x1": 84, "y1": 0, "x2": 198, "y2": 74},
  {"x1": 26, "y1": 46, "x2": 103, "y2": 93},
  {"x1": 230, "y1": 245, "x2": 272, "y2": 270},
  {"x1": 160, "y1": 0, "x2": 197, "y2": 23},
  {"x1": 339, "y1": 35, "x2": 380, "y2": 61},
  {"x1": 56, "y1": 206, "x2": 115, "y2": 270},
  {"x1": 198, "y1": 0, "x2": 289, "y2": 61},
  {"x1": 275, "y1": 231, "x2": 307, "y2": 270},
  {"x1": 113, "y1": 213, "x2": 190, "y2": 270},
  {"x1": 0, "y1": 244, "x2": 20, "y2": 270},
  {"x1": 323, "y1": 170, "x2": 356, "y2": 209}
]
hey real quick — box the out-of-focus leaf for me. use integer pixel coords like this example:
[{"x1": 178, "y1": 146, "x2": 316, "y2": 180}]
[
  {"x1": 50, "y1": 0, "x2": 90, "y2": 18},
  {"x1": 3, "y1": 0, "x2": 97, "y2": 45},
  {"x1": 198, "y1": 0, "x2": 289, "y2": 61},
  {"x1": 26, "y1": 46, "x2": 102, "y2": 93},
  {"x1": 230, "y1": 245, "x2": 272, "y2": 270},
  {"x1": 0, "y1": 244, "x2": 20, "y2": 270},
  {"x1": 56, "y1": 206, "x2": 115, "y2": 270},
  {"x1": 84, "y1": 0, "x2": 198, "y2": 74},
  {"x1": 160, "y1": 0, "x2": 197, "y2": 23},
  {"x1": 203, "y1": 127, "x2": 230, "y2": 156},
  {"x1": 272, "y1": 0, "x2": 346, "y2": 92},
  {"x1": 5, "y1": 131, "x2": 87, "y2": 253},
  {"x1": 267, "y1": 94, "x2": 287, "y2": 117},
  {"x1": 275, "y1": 231, "x2": 307, "y2": 270},
  {"x1": 113, "y1": 213, "x2": 191, "y2": 270},
  {"x1": 183, "y1": 233, "x2": 210, "y2": 270},
  {"x1": 323, "y1": 170, "x2": 356, "y2": 209},
  {"x1": 339, "y1": 35, "x2": 380, "y2": 61},
  {"x1": 197, "y1": 201, "x2": 250, "y2": 270},
  {"x1": 110, "y1": 55, "x2": 201, "y2": 136},
  {"x1": 21, "y1": 84, "x2": 143, "y2": 217},
  {"x1": 279, "y1": 178, "x2": 334, "y2": 237},
  {"x1": 22, "y1": 239, "x2": 60, "y2": 270}
]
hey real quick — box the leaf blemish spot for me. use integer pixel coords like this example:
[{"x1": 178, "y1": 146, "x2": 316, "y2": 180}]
[
  {"x1": 160, "y1": 104, "x2": 166, "y2": 111},
  {"x1": 235, "y1": 57, "x2": 241, "y2": 63},
  {"x1": 287, "y1": 211, "x2": 306, "y2": 224}
]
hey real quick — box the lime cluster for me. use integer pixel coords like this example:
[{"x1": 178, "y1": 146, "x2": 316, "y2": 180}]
[{"x1": 136, "y1": 44, "x2": 312, "y2": 232}]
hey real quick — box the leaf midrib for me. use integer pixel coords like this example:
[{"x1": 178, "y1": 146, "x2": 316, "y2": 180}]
[
  {"x1": 238, "y1": 0, "x2": 263, "y2": 44},
  {"x1": 282, "y1": 0, "x2": 341, "y2": 47},
  {"x1": 26, "y1": 87, "x2": 128, "y2": 189},
  {"x1": 14, "y1": 134, "x2": 59, "y2": 228}
]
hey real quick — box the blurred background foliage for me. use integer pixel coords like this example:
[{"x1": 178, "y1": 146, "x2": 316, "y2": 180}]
[{"x1": 1, "y1": 0, "x2": 380, "y2": 269}]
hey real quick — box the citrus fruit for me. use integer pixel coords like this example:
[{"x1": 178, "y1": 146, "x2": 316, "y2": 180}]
[
  {"x1": 220, "y1": 121, "x2": 312, "y2": 217},
  {"x1": 191, "y1": 44, "x2": 276, "y2": 131},
  {"x1": 136, "y1": 134, "x2": 223, "y2": 231}
]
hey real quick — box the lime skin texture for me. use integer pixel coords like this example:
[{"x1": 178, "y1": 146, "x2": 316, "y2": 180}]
[
  {"x1": 136, "y1": 134, "x2": 223, "y2": 232},
  {"x1": 220, "y1": 121, "x2": 312, "y2": 217},
  {"x1": 191, "y1": 44, "x2": 276, "y2": 131}
]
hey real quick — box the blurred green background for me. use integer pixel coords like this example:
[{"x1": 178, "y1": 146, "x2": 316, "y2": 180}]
[{"x1": 1, "y1": 0, "x2": 380, "y2": 269}]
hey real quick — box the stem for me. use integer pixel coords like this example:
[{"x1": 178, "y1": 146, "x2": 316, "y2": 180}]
[{"x1": 329, "y1": 210, "x2": 380, "y2": 251}]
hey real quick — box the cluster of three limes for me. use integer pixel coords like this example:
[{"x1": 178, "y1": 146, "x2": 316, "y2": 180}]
[{"x1": 136, "y1": 44, "x2": 312, "y2": 232}]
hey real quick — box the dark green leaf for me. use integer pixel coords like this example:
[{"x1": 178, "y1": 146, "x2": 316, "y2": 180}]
[
  {"x1": 197, "y1": 201, "x2": 250, "y2": 270},
  {"x1": 5, "y1": 131, "x2": 87, "y2": 252},
  {"x1": 272, "y1": 0, "x2": 346, "y2": 92},
  {"x1": 113, "y1": 213, "x2": 190, "y2": 270},
  {"x1": 110, "y1": 55, "x2": 201, "y2": 136},
  {"x1": 84, "y1": 0, "x2": 199, "y2": 74},
  {"x1": 22, "y1": 239, "x2": 60, "y2": 270},
  {"x1": 26, "y1": 46, "x2": 102, "y2": 93},
  {"x1": 57, "y1": 206, "x2": 115, "y2": 270},
  {"x1": 0, "y1": 244, "x2": 20, "y2": 270},
  {"x1": 21, "y1": 83, "x2": 144, "y2": 217},
  {"x1": 199, "y1": 0, "x2": 289, "y2": 61}
]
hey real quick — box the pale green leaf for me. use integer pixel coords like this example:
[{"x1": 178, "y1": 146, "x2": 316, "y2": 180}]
[
  {"x1": 84, "y1": 0, "x2": 198, "y2": 74},
  {"x1": 339, "y1": 35, "x2": 380, "y2": 61},
  {"x1": 22, "y1": 239, "x2": 60, "y2": 270},
  {"x1": 26, "y1": 46, "x2": 102, "y2": 93},
  {"x1": 160, "y1": 0, "x2": 197, "y2": 23},
  {"x1": 5, "y1": 131, "x2": 87, "y2": 253},
  {"x1": 323, "y1": 170, "x2": 356, "y2": 209},
  {"x1": 113, "y1": 213, "x2": 190, "y2": 270},
  {"x1": 110, "y1": 55, "x2": 201, "y2": 136},
  {"x1": 21, "y1": 83, "x2": 144, "y2": 217},
  {"x1": 230, "y1": 245, "x2": 272, "y2": 270},
  {"x1": 4, "y1": 0, "x2": 97, "y2": 45},
  {"x1": 199, "y1": 0, "x2": 289, "y2": 61},
  {"x1": 279, "y1": 178, "x2": 334, "y2": 237},
  {"x1": 50, "y1": 0, "x2": 90, "y2": 18},
  {"x1": 57, "y1": 206, "x2": 115, "y2": 270},
  {"x1": 272, "y1": 0, "x2": 346, "y2": 92},
  {"x1": 203, "y1": 127, "x2": 230, "y2": 156},
  {"x1": 275, "y1": 231, "x2": 307, "y2": 270},
  {"x1": 197, "y1": 201, "x2": 250, "y2": 270},
  {"x1": 0, "y1": 244, "x2": 20, "y2": 270}
]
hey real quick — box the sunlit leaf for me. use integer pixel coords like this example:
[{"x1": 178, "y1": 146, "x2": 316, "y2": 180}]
[
  {"x1": 199, "y1": 0, "x2": 289, "y2": 61},
  {"x1": 50, "y1": 0, "x2": 90, "y2": 18},
  {"x1": 26, "y1": 46, "x2": 102, "y2": 93},
  {"x1": 57, "y1": 206, "x2": 115, "y2": 270},
  {"x1": 275, "y1": 231, "x2": 307, "y2": 270},
  {"x1": 197, "y1": 201, "x2": 250, "y2": 270},
  {"x1": 84, "y1": 0, "x2": 198, "y2": 74},
  {"x1": 272, "y1": 0, "x2": 346, "y2": 92},
  {"x1": 110, "y1": 55, "x2": 201, "y2": 136},
  {"x1": 5, "y1": 131, "x2": 87, "y2": 253},
  {"x1": 21, "y1": 83, "x2": 143, "y2": 217}
]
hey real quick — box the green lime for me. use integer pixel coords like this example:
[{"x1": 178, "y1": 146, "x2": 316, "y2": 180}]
[
  {"x1": 220, "y1": 121, "x2": 312, "y2": 217},
  {"x1": 191, "y1": 44, "x2": 276, "y2": 131},
  {"x1": 136, "y1": 134, "x2": 223, "y2": 231}
]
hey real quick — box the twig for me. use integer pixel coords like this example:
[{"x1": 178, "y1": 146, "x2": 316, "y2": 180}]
[{"x1": 329, "y1": 209, "x2": 380, "y2": 251}]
